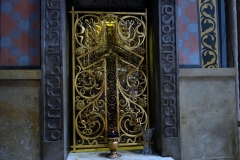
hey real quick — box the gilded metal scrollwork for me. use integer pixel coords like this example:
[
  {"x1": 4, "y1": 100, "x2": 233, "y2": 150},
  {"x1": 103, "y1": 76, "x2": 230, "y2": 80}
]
[{"x1": 71, "y1": 8, "x2": 148, "y2": 150}]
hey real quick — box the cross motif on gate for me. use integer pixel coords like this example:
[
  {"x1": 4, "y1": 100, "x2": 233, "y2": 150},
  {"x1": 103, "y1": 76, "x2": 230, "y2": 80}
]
[
  {"x1": 72, "y1": 12, "x2": 148, "y2": 148},
  {"x1": 76, "y1": 15, "x2": 144, "y2": 131}
]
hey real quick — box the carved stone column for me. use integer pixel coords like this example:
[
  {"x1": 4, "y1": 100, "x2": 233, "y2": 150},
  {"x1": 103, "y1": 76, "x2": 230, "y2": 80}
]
[
  {"x1": 41, "y1": 0, "x2": 68, "y2": 159},
  {"x1": 152, "y1": 0, "x2": 180, "y2": 159}
]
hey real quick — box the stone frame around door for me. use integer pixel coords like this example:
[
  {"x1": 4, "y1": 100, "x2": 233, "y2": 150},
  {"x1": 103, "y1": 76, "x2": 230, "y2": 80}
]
[{"x1": 41, "y1": 0, "x2": 179, "y2": 159}]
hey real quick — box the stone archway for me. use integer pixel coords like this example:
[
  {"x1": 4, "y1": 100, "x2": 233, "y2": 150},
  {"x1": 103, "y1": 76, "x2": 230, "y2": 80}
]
[{"x1": 41, "y1": 0, "x2": 179, "y2": 159}]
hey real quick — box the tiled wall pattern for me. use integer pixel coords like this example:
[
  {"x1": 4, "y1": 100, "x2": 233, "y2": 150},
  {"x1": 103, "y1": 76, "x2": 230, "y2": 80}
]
[
  {"x1": 178, "y1": 0, "x2": 201, "y2": 67},
  {"x1": 0, "y1": 0, "x2": 221, "y2": 68},
  {"x1": 0, "y1": 0, "x2": 40, "y2": 67}
]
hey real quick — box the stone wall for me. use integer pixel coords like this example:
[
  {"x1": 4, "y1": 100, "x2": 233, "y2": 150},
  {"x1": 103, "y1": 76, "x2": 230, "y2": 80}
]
[
  {"x1": 0, "y1": 70, "x2": 41, "y2": 160},
  {"x1": 180, "y1": 68, "x2": 238, "y2": 160}
]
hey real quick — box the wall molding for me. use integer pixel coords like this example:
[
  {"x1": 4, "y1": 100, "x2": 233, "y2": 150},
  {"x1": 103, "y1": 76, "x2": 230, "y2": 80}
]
[{"x1": 0, "y1": 70, "x2": 41, "y2": 80}]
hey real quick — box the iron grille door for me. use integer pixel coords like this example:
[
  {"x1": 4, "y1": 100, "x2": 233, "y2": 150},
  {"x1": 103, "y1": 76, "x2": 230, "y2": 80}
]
[{"x1": 71, "y1": 8, "x2": 149, "y2": 151}]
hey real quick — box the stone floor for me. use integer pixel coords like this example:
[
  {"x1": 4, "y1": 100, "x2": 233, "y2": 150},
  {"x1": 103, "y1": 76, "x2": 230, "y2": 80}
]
[{"x1": 67, "y1": 150, "x2": 174, "y2": 160}]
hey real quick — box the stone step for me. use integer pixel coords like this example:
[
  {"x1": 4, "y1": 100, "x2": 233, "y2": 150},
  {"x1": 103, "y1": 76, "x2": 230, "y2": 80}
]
[{"x1": 67, "y1": 150, "x2": 174, "y2": 160}]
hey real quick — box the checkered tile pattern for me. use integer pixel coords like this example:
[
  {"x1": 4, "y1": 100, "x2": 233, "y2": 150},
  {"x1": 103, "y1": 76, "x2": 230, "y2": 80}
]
[
  {"x1": 0, "y1": 0, "x2": 202, "y2": 67},
  {"x1": 178, "y1": 0, "x2": 201, "y2": 66},
  {"x1": 0, "y1": 0, "x2": 40, "y2": 67}
]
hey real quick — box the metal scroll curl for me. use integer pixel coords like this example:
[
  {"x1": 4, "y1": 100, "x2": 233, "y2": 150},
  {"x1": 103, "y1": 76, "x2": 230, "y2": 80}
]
[
  {"x1": 74, "y1": 14, "x2": 105, "y2": 51},
  {"x1": 74, "y1": 62, "x2": 107, "y2": 146},
  {"x1": 117, "y1": 16, "x2": 146, "y2": 51},
  {"x1": 118, "y1": 64, "x2": 148, "y2": 143}
]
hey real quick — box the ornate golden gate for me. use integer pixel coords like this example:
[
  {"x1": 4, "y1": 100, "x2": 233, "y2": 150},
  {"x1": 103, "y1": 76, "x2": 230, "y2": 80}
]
[{"x1": 71, "y1": 8, "x2": 149, "y2": 151}]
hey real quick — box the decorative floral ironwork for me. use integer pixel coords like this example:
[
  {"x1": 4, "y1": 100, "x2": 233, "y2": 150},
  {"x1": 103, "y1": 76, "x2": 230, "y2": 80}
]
[{"x1": 71, "y1": 9, "x2": 148, "y2": 149}]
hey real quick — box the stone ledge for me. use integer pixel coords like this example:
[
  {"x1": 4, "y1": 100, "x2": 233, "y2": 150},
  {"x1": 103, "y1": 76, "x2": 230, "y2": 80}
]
[
  {"x1": 179, "y1": 68, "x2": 237, "y2": 77},
  {"x1": 67, "y1": 150, "x2": 174, "y2": 160},
  {"x1": 0, "y1": 70, "x2": 41, "y2": 80}
]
